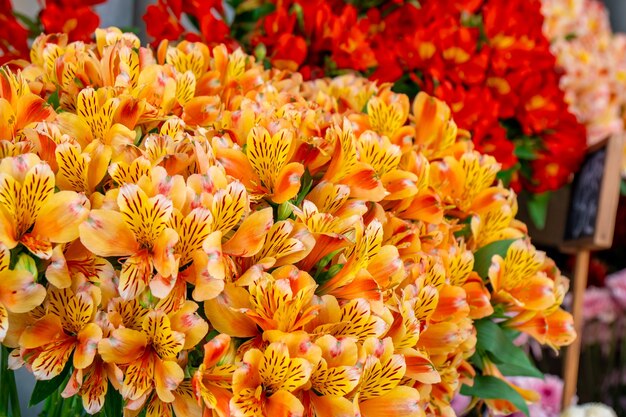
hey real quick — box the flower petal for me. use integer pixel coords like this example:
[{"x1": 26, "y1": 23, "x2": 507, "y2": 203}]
[
  {"x1": 31, "y1": 191, "x2": 90, "y2": 243},
  {"x1": 222, "y1": 208, "x2": 273, "y2": 257},
  {"x1": 74, "y1": 322, "x2": 103, "y2": 369},
  {"x1": 0, "y1": 269, "x2": 46, "y2": 313},
  {"x1": 154, "y1": 359, "x2": 184, "y2": 403},
  {"x1": 359, "y1": 386, "x2": 423, "y2": 417},
  {"x1": 79, "y1": 209, "x2": 139, "y2": 257},
  {"x1": 98, "y1": 328, "x2": 147, "y2": 365}
]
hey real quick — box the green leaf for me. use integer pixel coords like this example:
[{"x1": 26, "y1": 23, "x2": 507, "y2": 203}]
[
  {"x1": 514, "y1": 145, "x2": 538, "y2": 161},
  {"x1": 475, "y1": 320, "x2": 542, "y2": 378},
  {"x1": 293, "y1": 169, "x2": 313, "y2": 206},
  {"x1": 526, "y1": 191, "x2": 551, "y2": 230},
  {"x1": 314, "y1": 263, "x2": 344, "y2": 287},
  {"x1": 461, "y1": 375, "x2": 529, "y2": 416},
  {"x1": 103, "y1": 382, "x2": 123, "y2": 417},
  {"x1": 496, "y1": 167, "x2": 515, "y2": 187},
  {"x1": 620, "y1": 179, "x2": 626, "y2": 196},
  {"x1": 30, "y1": 361, "x2": 72, "y2": 406},
  {"x1": 472, "y1": 239, "x2": 518, "y2": 279},
  {"x1": 46, "y1": 90, "x2": 60, "y2": 110}
]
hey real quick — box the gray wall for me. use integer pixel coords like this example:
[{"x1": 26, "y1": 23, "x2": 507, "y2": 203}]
[{"x1": 604, "y1": 0, "x2": 626, "y2": 32}]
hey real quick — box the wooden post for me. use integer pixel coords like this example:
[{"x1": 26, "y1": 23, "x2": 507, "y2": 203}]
[{"x1": 562, "y1": 249, "x2": 590, "y2": 409}]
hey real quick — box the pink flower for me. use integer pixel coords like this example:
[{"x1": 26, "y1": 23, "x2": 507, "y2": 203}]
[
  {"x1": 508, "y1": 375, "x2": 564, "y2": 417},
  {"x1": 583, "y1": 287, "x2": 618, "y2": 323},
  {"x1": 451, "y1": 393, "x2": 472, "y2": 416},
  {"x1": 607, "y1": 270, "x2": 626, "y2": 310}
]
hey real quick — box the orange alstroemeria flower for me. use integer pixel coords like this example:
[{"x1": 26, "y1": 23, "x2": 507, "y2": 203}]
[
  {"x1": 0, "y1": 246, "x2": 46, "y2": 343},
  {"x1": 217, "y1": 126, "x2": 304, "y2": 204},
  {"x1": 0, "y1": 70, "x2": 55, "y2": 140},
  {"x1": 98, "y1": 309, "x2": 187, "y2": 403},
  {"x1": 353, "y1": 338, "x2": 424, "y2": 417},
  {"x1": 193, "y1": 334, "x2": 237, "y2": 417},
  {"x1": 79, "y1": 184, "x2": 179, "y2": 300},
  {"x1": 488, "y1": 240, "x2": 557, "y2": 312},
  {"x1": 231, "y1": 338, "x2": 315, "y2": 417},
  {"x1": 19, "y1": 286, "x2": 102, "y2": 380},
  {"x1": 301, "y1": 334, "x2": 361, "y2": 417},
  {"x1": 0, "y1": 154, "x2": 91, "y2": 259}
]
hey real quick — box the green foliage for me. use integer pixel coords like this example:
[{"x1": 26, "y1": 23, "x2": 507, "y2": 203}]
[
  {"x1": 461, "y1": 375, "x2": 530, "y2": 416},
  {"x1": 102, "y1": 382, "x2": 123, "y2": 417},
  {"x1": 30, "y1": 362, "x2": 71, "y2": 406},
  {"x1": 526, "y1": 191, "x2": 551, "y2": 230},
  {"x1": 475, "y1": 319, "x2": 543, "y2": 378}
]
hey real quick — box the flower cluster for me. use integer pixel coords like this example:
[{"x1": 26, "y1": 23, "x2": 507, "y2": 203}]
[
  {"x1": 141, "y1": 0, "x2": 588, "y2": 195},
  {"x1": 0, "y1": 29, "x2": 574, "y2": 416},
  {"x1": 541, "y1": 0, "x2": 626, "y2": 146}
]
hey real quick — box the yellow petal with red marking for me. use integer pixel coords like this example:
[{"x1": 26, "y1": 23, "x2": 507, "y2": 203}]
[
  {"x1": 142, "y1": 310, "x2": 185, "y2": 360},
  {"x1": 31, "y1": 337, "x2": 75, "y2": 380},
  {"x1": 118, "y1": 184, "x2": 173, "y2": 248},
  {"x1": 0, "y1": 303, "x2": 7, "y2": 342},
  {"x1": 18, "y1": 162, "x2": 55, "y2": 236},
  {"x1": 211, "y1": 181, "x2": 248, "y2": 235},
  {"x1": 80, "y1": 360, "x2": 108, "y2": 414}
]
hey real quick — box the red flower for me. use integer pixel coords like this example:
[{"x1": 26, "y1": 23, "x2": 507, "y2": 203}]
[
  {"x1": 40, "y1": 3, "x2": 99, "y2": 42},
  {"x1": 0, "y1": 12, "x2": 29, "y2": 64},
  {"x1": 144, "y1": 1, "x2": 185, "y2": 43},
  {"x1": 198, "y1": 12, "x2": 231, "y2": 46},
  {"x1": 268, "y1": 34, "x2": 308, "y2": 71}
]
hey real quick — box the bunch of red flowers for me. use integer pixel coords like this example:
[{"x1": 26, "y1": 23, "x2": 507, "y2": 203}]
[
  {"x1": 0, "y1": 0, "x2": 104, "y2": 64},
  {"x1": 0, "y1": 0, "x2": 29, "y2": 64},
  {"x1": 143, "y1": 0, "x2": 587, "y2": 195}
]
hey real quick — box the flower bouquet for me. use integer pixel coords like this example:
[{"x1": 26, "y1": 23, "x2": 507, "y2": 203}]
[{"x1": 0, "y1": 27, "x2": 575, "y2": 417}]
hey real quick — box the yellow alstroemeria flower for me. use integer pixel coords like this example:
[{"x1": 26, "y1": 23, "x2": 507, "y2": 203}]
[
  {"x1": 231, "y1": 340, "x2": 314, "y2": 417},
  {"x1": 301, "y1": 334, "x2": 361, "y2": 417},
  {"x1": 79, "y1": 183, "x2": 178, "y2": 300},
  {"x1": 488, "y1": 240, "x2": 557, "y2": 312},
  {"x1": 19, "y1": 286, "x2": 102, "y2": 380},
  {"x1": 98, "y1": 309, "x2": 186, "y2": 403},
  {"x1": 217, "y1": 126, "x2": 305, "y2": 204},
  {"x1": 0, "y1": 154, "x2": 91, "y2": 259},
  {"x1": 353, "y1": 337, "x2": 424, "y2": 417}
]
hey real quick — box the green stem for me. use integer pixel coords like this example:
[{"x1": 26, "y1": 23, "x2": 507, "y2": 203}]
[
  {"x1": 59, "y1": 395, "x2": 72, "y2": 417},
  {"x1": 6, "y1": 362, "x2": 21, "y2": 417},
  {"x1": 0, "y1": 347, "x2": 9, "y2": 416}
]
